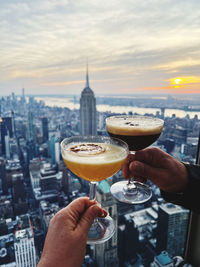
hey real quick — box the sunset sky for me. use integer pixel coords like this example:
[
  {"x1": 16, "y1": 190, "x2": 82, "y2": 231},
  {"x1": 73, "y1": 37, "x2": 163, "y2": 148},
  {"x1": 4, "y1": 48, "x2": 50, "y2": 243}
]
[{"x1": 0, "y1": 0, "x2": 200, "y2": 96}]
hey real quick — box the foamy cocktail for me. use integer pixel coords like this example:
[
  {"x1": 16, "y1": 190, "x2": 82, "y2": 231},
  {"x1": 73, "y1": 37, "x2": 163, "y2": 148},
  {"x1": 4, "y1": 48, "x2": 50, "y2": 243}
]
[
  {"x1": 62, "y1": 142, "x2": 128, "y2": 182},
  {"x1": 61, "y1": 135, "x2": 128, "y2": 244},
  {"x1": 106, "y1": 116, "x2": 164, "y2": 151},
  {"x1": 106, "y1": 115, "x2": 164, "y2": 204}
]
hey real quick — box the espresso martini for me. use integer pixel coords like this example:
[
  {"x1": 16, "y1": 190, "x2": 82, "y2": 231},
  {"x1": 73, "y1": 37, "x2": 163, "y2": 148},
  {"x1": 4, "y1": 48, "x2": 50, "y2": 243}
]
[
  {"x1": 106, "y1": 116, "x2": 164, "y2": 151},
  {"x1": 106, "y1": 115, "x2": 164, "y2": 204}
]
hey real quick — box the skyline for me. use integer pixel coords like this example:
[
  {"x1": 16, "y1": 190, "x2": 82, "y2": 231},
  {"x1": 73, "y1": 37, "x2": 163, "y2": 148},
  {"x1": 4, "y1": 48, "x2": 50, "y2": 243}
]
[{"x1": 0, "y1": 0, "x2": 200, "y2": 95}]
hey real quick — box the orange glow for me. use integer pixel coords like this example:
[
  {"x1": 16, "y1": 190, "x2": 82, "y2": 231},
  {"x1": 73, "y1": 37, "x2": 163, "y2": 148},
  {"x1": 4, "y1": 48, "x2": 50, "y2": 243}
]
[
  {"x1": 139, "y1": 81, "x2": 200, "y2": 94},
  {"x1": 169, "y1": 76, "x2": 200, "y2": 86}
]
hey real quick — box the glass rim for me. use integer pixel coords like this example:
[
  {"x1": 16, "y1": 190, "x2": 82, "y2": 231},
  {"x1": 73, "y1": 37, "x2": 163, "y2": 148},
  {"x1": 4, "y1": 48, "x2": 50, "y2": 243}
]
[
  {"x1": 105, "y1": 114, "x2": 164, "y2": 124},
  {"x1": 60, "y1": 135, "x2": 129, "y2": 151}
]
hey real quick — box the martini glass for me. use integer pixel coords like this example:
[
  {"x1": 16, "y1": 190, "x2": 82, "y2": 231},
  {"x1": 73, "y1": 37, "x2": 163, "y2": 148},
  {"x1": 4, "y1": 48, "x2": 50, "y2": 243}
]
[
  {"x1": 61, "y1": 135, "x2": 128, "y2": 244},
  {"x1": 106, "y1": 115, "x2": 164, "y2": 204}
]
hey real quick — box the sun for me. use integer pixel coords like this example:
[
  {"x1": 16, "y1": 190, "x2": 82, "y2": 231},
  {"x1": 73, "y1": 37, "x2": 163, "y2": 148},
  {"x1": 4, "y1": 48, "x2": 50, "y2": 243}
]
[{"x1": 174, "y1": 78, "x2": 182, "y2": 85}]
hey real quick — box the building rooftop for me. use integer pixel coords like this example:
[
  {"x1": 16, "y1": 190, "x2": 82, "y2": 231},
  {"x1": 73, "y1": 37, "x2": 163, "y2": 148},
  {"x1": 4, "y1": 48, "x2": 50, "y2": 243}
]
[
  {"x1": 15, "y1": 228, "x2": 33, "y2": 240},
  {"x1": 6, "y1": 159, "x2": 21, "y2": 171},
  {"x1": 156, "y1": 251, "x2": 173, "y2": 265},
  {"x1": 40, "y1": 162, "x2": 56, "y2": 176},
  {"x1": 125, "y1": 207, "x2": 158, "y2": 227},
  {"x1": 160, "y1": 203, "x2": 189, "y2": 215},
  {"x1": 33, "y1": 188, "x2": 58, "y2": 200}
]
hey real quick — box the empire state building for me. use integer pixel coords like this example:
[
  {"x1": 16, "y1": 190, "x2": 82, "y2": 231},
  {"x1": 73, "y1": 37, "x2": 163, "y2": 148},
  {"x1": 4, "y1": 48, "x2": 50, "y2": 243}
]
[{"x1": 80, "y1": 66, "x2": 97, "y2": 136}]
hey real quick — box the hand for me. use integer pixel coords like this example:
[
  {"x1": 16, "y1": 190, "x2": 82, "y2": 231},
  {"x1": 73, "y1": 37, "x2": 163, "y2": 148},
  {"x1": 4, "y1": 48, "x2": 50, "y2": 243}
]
[
  {"x1": 122, "y1": 147, "x2": 189, "y2": 193},
  {"x1": 37, "y1": 197, "x2": 108, "y2": 267}
]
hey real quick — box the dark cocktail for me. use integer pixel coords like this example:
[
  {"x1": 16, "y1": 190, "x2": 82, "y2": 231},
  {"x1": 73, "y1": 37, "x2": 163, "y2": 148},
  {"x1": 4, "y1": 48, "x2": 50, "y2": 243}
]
[{"x1": 106, "y1": 115, "x2": 164, "y2": 204}]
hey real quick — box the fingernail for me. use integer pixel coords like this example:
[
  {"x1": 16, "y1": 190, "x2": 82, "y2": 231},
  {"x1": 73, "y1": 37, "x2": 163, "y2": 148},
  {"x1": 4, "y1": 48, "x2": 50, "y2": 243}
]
[
  {"x1": 89, "y1": 199, "x2": 97, "y2": 205},
  {"x1": 101, "y1": 209, "x2": 108, "y2": 217},
  {"x1": 96, "y1": 202, "x2": 102, "y2": 208}
]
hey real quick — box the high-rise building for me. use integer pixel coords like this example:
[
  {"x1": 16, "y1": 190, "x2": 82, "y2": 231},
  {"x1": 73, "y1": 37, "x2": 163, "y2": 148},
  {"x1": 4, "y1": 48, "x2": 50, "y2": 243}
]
[
  {"x1": 156, "y1": 203, "x2": 189, "y2": 257},
  {"x1": 41, "y1": 117, "x2": 49, "y2": 143},
  {"x1": 27, "y1": 111, "x2": 34, "y2": 141},
  {"x1": 12, "y1": 173, "x2": 28, "y2": 216},
  {"x1": 14, "y1": 228, "x2": 37, "y2": 267},
  {"x1": 80, "y1": 65, "x2": 97, "y2": 136},
  {"x1": 94, "y1": 180, "x2": 119, "y2": 267},
  {"x1": 12, "y1": 174, "x2": 26, "y2": 203},
  {"x1": 0, "y1": 159, "x2": 8, "y2": 194},
  {"x1": 29, "y1": 158, "x2": 41, "y2": 190},
  {"x1": 1, "y1": 117, "x2": 13, "y2": 138},
  {"x1": 11, "y1": 110, "x2": 16, "y2": 136},
  {"x1": 0, "y1": 117, "x2": 13, "y2": 155},
  {"x1": 40, "y1": 162, "x2": 58, "y2": 193},
  {"x1": 5, "y1": 135, "x2": 10, "y2": 159},
  {"x1": 0, "y1": 198, "x2": 13, "y2": 219},
  {"x1": 48, "y1": 135, "x2": 59, "y2": 165}
]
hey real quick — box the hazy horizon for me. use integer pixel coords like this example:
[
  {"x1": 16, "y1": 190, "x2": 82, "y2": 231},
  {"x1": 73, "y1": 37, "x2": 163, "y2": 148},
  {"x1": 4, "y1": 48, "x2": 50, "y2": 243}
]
[{"x1": 2, "y1": 92, "x2": 200, "y2": 97}]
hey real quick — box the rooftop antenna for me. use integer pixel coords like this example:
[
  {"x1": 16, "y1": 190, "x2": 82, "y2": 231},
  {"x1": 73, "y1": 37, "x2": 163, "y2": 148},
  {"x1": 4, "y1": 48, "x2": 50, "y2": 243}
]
[{"x1": 85, "y1": 60, "x2": 90, "y2": 88}]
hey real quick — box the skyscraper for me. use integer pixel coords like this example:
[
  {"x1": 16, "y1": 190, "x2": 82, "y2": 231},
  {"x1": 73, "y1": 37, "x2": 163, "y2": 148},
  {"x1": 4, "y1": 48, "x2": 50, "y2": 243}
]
[
  {"x1": 48, "y1": 135, "x2": 59, "y2": 165},
  {"x1": 41, "y1": 117, "x2": 49, "y2": 143},
  {"x1": 80, "y1": 65, "x2": 97, "y2": 136},
  {"x1": 14, "y1": 228, "x2": 37, "y2": 267},
  {"x1": 12, "y1": 173, "x2": 28, "y2": 215},
  {"x1": 156, "y1": 203, "x2": 189, "y2": 257},
  {"x1": 0, "y1": 117, "x2": 13, "y2": 155},
  {"x1": 94, "y1": 180, "x2": 119, "y2": 267},
  {"x1": 27, "y1": 111, "x2": 34, "y2": 141},
  {"x1": 0, "y1": 159, "x2": 8, "y2": 195}
]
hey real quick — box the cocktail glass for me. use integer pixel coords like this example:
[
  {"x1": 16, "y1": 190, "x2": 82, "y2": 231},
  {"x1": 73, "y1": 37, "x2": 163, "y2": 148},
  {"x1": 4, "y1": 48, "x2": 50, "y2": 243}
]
[
  {"x1": 106, "y1": 115, "x2": 164, "y2": 204},
  {"x1": 61, "y1": 135, "x2": 128, "y2": 244}
]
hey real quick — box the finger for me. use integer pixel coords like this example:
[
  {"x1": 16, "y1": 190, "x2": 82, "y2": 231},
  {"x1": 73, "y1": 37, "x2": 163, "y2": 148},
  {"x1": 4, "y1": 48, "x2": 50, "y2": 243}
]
[
  {"x1": 122, "y1": 153, "x2": 136, "y2": 179},
  {"x1": 129, "y1": 160, "x2": 163, "y2": 184},
  {"x1": 61, "y1": 197, "x2": 97, "y2": 222},
  {"x1": 78, "y1": 204, "x2": 108, "y2": 233},
  {"x1": 69, "y1": 197, "x2": 96, "y2": 211},
  {"x1": 122, "y1": 161, "x2": 130, "y2": 179},
  {"x1": 127, "y1": 153, "x2": 135, "y2": 162},
  {"x1": 135, "y1": 147, "x2": 167, "y2": 166}
]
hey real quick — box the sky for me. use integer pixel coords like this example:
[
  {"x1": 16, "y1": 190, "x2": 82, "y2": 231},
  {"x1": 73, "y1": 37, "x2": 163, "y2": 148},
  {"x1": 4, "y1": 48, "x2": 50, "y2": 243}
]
[{"x1": 0, "y1": 0, "x2": 200, "y2": 96}]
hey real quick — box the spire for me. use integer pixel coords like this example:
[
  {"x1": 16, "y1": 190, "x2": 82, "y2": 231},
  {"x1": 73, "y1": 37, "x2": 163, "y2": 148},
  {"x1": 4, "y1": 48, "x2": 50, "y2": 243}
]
[{"x1": 85, "y1": 63, "x2": 90, "y2": 88}]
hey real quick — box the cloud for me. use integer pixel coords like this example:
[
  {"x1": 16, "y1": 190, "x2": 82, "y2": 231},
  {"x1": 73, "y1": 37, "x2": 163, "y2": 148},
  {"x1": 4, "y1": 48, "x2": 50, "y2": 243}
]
[
  {"x1": 42, "y1": 80, "x2": 84, "y2": 87},
  {"x1": 0, "y1": 0, "x2": 200, "y2": 95}
]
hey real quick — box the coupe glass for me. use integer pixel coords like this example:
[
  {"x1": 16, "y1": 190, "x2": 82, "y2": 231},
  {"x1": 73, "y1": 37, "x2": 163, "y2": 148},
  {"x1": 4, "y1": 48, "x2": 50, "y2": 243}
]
[
  {"x1": 106, "y1": 115, "x2": 164, "y2": 204},
  {"x1": 61, "y1": 135, "x2": 128, "y2": 244}
]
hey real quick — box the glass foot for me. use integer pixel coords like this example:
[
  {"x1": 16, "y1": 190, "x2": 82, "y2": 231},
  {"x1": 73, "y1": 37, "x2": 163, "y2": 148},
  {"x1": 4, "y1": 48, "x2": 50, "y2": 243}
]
[
  {"x1": 110, "y1": 180, "x2": 152, "y2": 204},
  {"x1": 87, "y1": 215, "x2": 115, "y2": 245}
]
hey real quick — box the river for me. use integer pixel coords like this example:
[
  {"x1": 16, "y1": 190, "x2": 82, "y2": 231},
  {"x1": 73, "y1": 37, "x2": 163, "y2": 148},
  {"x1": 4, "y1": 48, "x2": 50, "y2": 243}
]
[{"x1": 35, "y1": 96, "x2": 200, "y2": 119}]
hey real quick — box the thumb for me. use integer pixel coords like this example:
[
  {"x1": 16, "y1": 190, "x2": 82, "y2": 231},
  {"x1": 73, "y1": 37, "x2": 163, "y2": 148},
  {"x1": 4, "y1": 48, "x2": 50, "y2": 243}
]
[{"x1": 79, "y1": 204, "x2": 108, "y2": 233}]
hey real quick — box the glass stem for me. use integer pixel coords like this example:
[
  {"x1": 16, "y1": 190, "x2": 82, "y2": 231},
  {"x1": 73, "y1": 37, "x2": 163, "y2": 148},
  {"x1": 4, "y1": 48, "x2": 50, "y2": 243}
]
[
  {"x1": 89, "y1": 182, "x2": 98, "y2": 223},
  {"x1": 89, "y1": 182, "x2": 97, "y2": 200},
  {"x1": 128, "y1": 150, "x2": 135, "y2": 186}
]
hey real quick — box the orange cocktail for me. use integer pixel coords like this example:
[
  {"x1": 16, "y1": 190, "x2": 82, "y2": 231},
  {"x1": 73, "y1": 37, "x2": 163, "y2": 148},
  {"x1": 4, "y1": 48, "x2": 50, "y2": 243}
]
[
  {"x1": 62, "y1": 142, "x2": 127, "y2": 182},
  {"x1": 61, "y1": 136, "x2": 128, "y2": 245}
]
